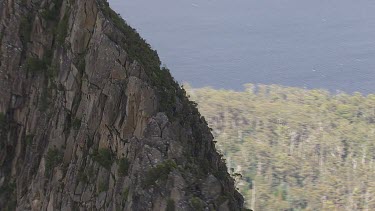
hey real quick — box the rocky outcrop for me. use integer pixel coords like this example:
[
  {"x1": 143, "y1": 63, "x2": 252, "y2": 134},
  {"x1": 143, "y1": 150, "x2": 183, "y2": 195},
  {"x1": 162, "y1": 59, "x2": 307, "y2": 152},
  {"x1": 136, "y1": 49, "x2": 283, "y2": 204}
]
[{"x1": 0, "y1": 0, "x2": 244, "y2": 210}]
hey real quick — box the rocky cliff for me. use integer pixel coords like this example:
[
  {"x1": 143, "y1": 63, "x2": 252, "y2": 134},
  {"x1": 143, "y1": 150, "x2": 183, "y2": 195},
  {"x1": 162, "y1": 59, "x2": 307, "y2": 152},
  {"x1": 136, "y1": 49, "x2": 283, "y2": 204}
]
[{"x1": 0, "y1": 0, "x2": 244, "y2": 210}]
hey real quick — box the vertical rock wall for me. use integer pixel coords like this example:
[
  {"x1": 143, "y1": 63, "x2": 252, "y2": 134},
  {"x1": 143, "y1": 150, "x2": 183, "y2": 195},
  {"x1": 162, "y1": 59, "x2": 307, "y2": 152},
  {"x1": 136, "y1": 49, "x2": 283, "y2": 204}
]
[{"x1": 0, "y1": 0, "x2": 244, "y2": 210}]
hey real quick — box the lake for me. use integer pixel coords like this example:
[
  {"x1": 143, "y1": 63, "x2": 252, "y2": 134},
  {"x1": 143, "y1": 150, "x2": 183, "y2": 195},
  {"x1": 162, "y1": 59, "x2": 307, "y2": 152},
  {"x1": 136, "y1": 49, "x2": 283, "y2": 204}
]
[{"x1": 108, "y1": 0, "x2": 375, "y2": 94}]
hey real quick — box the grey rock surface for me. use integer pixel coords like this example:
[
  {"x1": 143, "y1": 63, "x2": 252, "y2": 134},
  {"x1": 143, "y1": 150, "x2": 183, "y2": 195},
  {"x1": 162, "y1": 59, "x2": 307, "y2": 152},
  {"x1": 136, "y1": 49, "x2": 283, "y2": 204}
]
[{"x1": 0, "y1": 0, "x2": 244, "y2": 210}]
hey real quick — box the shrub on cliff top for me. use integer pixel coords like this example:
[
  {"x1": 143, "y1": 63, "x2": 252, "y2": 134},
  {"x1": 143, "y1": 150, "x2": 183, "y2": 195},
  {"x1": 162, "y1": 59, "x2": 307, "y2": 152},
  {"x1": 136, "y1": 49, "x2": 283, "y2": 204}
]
[
  {"x1": 98, "y1": 1, "x2": 202, "y2": 120},
  {"x1": 99, "y1": 1, "x2": 160, "y2": 74}
]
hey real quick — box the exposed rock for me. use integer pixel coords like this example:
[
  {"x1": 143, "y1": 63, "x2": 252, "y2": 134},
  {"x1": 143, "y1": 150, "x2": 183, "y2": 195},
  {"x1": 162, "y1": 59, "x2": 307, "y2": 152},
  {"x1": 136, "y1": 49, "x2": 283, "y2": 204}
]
[
  {"x1": 0, "y1": 0, "x2": 244, "y2": 210},
  {"x1": 202, "y1": 174, "x2": 222, "y2": 200}
]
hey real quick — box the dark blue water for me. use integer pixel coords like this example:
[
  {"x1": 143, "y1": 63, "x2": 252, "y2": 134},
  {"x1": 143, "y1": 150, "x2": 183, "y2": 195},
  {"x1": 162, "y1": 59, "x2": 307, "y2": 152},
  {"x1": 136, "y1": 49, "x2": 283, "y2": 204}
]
[{"x1": 109, "y1": 0, "x2": 375, "y2": 94}]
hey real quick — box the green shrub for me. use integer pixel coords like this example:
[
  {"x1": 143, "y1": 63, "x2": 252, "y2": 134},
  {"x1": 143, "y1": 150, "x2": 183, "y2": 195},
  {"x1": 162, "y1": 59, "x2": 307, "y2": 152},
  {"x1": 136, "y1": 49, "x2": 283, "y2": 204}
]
[
  {"x1": 45, "y1": 148, "x2": 63, "y2": 176},
  {"x1": 92, "y1": 148, "x2": 113, "y2": 170},
  {"x1": 25, "y1": 50, "x2": 56, "y2": 82},
  {"x1": 71, "y1": 92, "x2": 82, "y2": 114},
  {"x1": 56, "y1": 11, "x2": 69, "y2": 45},
  {"x1": 0, "y1": 112, "x2": 6, "y2": 130},
  {"x1": 118, "y1": 158, "x2": 130, "y2": 176},
  {"x1": 0, "y1": 182, "x2": 17, "y2": 211},
  {"x1": 98, "y1": 181, "x2": 108, "y2": 193},
  {"x1": 72, "y1": 202, "x2": 80, "y2": 211},
  {"x1": 122, "y1": 187, "x2": 129, "y2": 203},
  {"x1": 40, "y1": 0, "x2": 63, "y2": 21},
  {"x1": 166, "y1": 199, "x2": 175, "y2": 211},
  {"x1": 78, "y1": 167, "x2": 88, "y2": 183},
  {"x1": 44, "y1": 49, "x2": 53, "y2": 65},
  {"x1": 19, "y1": 17, "x2": 32, "y2": 46},
  {"x1": 88, "y1": 167, "x2": 95, "y2": 180},
  {"x1": 76, "y1": 53, "x2": 86, "y2": 73},
  {"x1": 72, "y1": 118, "x2": 81, "y2": 130},
  {"x1": 98, "y1": 1, "x2": 190, "y2": 119},
  {"x1": 0, "y1": 182, "x2": 15, "y2": 195},
  {"x1": 99, "y1": 1, "x2": 161, "y2": 72},
  {"x1": 40, "y1": 9, "x2": 55, "y2": 21},
  {"x1": 46, "y1": 65, "x2": 58, "y2": 79},
  {"x1": 26, "y1": 58, "x2": 47, "y2": 73},
  {"x1": 143, "y1": 160, "x2": 177, "y2": 188},
  {"x1": 25, "y1": 134, "x2": 34, "y2": 145},
  {"x1": 189, "y1": 197, "x2": 204, "y2": 211},
  {"x1": 78, "y1": 165, "x2": 94, "y2": 183},
  {"x1": 3, "y1": 199, "x2": 17, "y2": 211},
  {"x1": 216, "y1": 195, "x2": 229, "y2": 206},
  {"x1": 39, "y1": 87, "x2": 51, "y2": 111},
  {"x1": 0, "y1": 113, "x2": 7, "y2": 150}
]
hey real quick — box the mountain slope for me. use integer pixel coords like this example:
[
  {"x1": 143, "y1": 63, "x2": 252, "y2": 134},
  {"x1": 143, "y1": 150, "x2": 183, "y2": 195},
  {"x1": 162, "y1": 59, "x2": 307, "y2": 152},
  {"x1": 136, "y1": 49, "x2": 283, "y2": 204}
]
[{"x1": 0, "y1": 0, "x2": 244, "y2": 210}]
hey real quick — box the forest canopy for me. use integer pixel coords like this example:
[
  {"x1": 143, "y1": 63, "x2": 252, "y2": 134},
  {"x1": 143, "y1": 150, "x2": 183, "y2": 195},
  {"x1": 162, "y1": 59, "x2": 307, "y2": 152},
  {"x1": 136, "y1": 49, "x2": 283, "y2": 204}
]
[{"x1": 186, "y1": 84, "x2": 375, "y2": 211}]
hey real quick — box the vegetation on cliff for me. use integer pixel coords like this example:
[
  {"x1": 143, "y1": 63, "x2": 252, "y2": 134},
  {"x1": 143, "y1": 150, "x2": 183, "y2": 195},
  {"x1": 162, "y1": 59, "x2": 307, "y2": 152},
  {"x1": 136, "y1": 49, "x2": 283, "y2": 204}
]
[
  {"x1": 188, "y1": 84, "x2": 375, "y2": 211},
  {"x1": 0, "y1": 0, "x2": 245, "y2": 209},
  {"x1": 98, "y1": 1, "x2": 183, "y2": 118}
]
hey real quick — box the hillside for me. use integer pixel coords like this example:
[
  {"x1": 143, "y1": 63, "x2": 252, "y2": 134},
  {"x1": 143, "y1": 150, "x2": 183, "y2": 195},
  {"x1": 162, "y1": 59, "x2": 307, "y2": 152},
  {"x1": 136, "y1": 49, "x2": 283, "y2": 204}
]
[
  {"x1": 188, "y1": 84, "x2": 375, "y2": 211},
  {"x1": 0, "y1": 0, "x2": 244, "y2": 210}
]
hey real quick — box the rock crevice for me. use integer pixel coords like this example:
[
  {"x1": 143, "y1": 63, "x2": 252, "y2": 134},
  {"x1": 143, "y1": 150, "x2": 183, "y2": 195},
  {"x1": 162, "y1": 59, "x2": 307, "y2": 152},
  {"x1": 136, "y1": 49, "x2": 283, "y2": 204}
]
[{"x1": 0, "y1": 0, "x2": 245, "y2": 210}]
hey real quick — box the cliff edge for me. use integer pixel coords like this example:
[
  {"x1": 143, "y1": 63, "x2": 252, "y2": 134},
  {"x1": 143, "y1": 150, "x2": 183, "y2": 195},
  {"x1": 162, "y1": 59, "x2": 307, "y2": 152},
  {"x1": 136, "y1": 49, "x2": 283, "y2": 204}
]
[{"x1": 0, "y1": 0, "x2": 244, "y2": 210}]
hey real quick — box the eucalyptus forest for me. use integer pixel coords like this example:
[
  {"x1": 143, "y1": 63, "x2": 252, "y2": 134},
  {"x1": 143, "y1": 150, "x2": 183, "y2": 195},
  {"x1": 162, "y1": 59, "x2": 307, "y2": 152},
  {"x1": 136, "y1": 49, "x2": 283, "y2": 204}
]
[{"x1": 187, "y1": 84, "x2": 375, "y2": 211}]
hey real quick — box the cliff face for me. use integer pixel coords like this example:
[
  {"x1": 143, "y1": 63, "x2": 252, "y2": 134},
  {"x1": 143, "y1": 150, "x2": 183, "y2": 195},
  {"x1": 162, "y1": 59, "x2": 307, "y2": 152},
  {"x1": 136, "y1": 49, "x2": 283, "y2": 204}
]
[{"x1": 0, "y1": 0, "x2": 244, "y2": 210}]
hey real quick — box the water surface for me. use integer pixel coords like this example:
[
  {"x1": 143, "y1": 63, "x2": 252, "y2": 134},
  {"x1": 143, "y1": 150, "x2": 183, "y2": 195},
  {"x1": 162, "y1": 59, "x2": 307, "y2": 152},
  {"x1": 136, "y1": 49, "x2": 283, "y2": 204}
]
[{"x1": 109, "y1": 0, "x2": 375, "y2": 94}]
